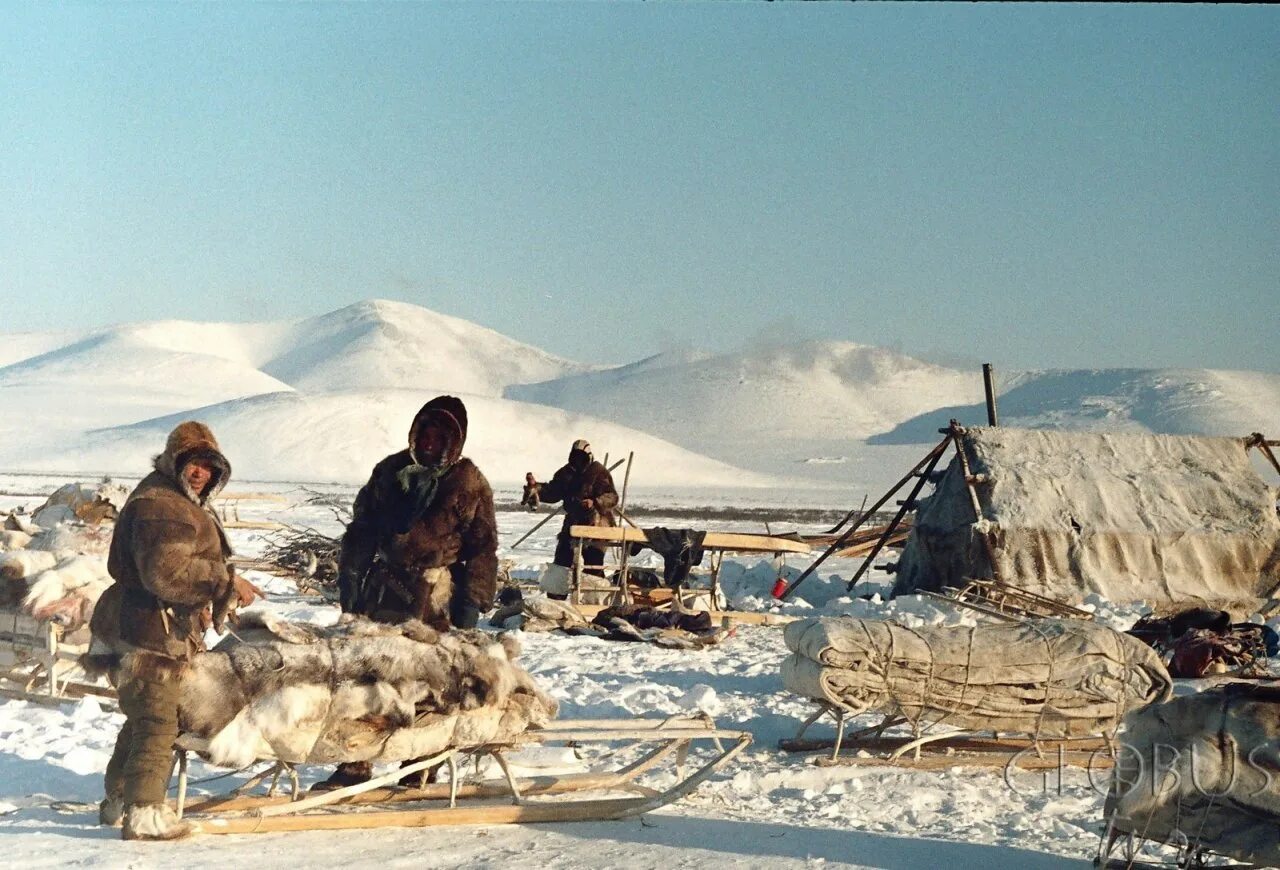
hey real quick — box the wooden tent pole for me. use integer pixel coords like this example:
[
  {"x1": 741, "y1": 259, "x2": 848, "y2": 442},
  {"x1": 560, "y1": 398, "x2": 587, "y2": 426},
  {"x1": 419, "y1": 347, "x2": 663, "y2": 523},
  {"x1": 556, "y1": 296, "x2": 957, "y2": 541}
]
[
  {"x1": 781, "y1": 434, "x2": 951, "y2": 601},
  {"x1": 613, "y1": 452, "x2": 635, "y2": 604},
  {"x1": 843, "y1": 429, "x2": 955, "y2": 591},
  {"x1": 982, "y1": 364, "x2": 999, "y2": 427}
]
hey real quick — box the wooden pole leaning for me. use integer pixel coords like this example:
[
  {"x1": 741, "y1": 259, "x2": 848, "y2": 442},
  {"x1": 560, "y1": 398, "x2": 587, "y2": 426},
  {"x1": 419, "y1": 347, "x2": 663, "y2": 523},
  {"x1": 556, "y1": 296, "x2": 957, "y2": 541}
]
[
  {"x1": 843, "y1": 427, "x2": 955, "y2": 591},
  {"x1": 781, "y1": 434, "x2": 952, "y2": 601},
  {"x1": 612, "y1": 452, "x2": 636, "y2": 605}
]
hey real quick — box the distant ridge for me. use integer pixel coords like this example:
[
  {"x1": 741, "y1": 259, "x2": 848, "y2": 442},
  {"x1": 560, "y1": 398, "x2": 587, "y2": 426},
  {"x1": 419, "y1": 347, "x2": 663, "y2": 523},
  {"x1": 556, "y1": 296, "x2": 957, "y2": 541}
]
[{"x1": 1, "y1": 299, "x2": 1276, "y2": 490}]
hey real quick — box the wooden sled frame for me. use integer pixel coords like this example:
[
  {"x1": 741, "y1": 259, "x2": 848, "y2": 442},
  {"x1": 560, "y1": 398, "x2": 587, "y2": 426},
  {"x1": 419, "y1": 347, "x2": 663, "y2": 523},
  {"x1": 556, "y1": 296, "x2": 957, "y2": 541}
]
[
  {"x1": 0, "y1": 605, "x2": 116, "y2": 706},
  {"x1": 778, "y1": 702, "x2": 1114, "y2": 772},
  {"x1": 920, "y1": 576, "x2": 1093, "y2": 624},
  {"x1": 173, "y1": 715, "x2": 752, "y2": 834}
]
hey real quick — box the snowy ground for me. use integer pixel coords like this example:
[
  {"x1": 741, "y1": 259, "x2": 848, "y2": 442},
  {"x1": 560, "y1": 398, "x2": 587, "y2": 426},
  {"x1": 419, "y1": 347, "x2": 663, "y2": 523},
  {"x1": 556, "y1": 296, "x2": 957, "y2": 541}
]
[{"x1": 0, "y1": 475, "x2": 1230, "y2": 869}]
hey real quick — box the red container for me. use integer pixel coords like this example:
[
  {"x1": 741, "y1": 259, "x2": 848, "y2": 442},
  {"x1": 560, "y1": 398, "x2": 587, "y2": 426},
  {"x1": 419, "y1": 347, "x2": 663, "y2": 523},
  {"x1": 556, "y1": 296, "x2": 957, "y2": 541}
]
[{"x1": 770, "y1": 578, "x2": 789, "y2": 599}]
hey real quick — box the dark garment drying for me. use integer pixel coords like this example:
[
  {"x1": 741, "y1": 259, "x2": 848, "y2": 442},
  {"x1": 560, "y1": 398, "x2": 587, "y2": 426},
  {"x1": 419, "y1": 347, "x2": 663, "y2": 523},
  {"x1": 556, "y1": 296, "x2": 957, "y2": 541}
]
[
  {"x1": 591, "y1": 604, "x2": 714, "y2": 636},
  {"x1": 637, "y1": 527, "x2": 708, "y2": 588}
]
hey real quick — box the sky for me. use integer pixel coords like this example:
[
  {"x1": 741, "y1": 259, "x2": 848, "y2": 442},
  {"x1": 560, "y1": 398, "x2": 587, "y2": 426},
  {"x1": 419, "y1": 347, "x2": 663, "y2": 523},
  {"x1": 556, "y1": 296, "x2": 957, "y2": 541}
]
[{"x1": 1, "y1": 3, "x2": 1276, "y2": 373}]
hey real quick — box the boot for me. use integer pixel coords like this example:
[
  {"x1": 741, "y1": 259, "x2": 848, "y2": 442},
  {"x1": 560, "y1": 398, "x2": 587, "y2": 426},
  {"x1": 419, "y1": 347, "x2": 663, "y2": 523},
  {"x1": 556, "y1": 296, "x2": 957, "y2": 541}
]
[
  {"x1": 98, "y1": 795, "x2": 124, "y2": 828},
  {"x1": 310, "y1": 761, "x2": 372, "y2": 792},
  {"x1": 398, "y1": 758, "x2": 441, "y2": 789},
  {"x1": 122, "y1": 803, "x2": 196, "y2": 841}
]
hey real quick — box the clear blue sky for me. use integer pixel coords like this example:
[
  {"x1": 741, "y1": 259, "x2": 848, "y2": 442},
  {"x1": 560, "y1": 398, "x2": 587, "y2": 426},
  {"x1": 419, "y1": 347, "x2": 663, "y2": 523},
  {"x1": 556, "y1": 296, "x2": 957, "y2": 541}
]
[{"x1": 2, "y1": 3, "x2": 1276, "y2": 372}]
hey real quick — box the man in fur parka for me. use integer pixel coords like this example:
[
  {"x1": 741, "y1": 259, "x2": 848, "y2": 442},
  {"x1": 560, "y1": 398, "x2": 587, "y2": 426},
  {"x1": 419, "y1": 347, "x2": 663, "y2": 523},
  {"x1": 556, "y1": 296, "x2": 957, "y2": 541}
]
[
  {"x1": 535, "y1": 439, "x2": 619, "y2": 591},
  {"x1": 319, "y1": 395, "x2": 499, "y2": 789},
  {"x1": 90, "y1": 421, "x2": 237, "y2": 840}
]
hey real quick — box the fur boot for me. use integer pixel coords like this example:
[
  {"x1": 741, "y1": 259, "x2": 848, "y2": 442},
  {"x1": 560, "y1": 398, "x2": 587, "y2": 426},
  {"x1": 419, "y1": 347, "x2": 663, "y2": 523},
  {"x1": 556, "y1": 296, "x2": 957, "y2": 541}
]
[
  {"x1": 122, "y1": 803, "x2": 196, "y2": 841},
  {"x1": 98, "y1": 795, "x2": 124, "y2": 827}
]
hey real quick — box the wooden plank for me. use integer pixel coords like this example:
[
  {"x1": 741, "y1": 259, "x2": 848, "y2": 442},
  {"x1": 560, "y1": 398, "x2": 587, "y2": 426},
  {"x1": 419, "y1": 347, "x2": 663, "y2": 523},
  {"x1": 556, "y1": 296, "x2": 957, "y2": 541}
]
[
  {"x1": 197, "y1": 794, "x2": 653, "y2": 834},
  {"x1": 814, "y1": 751, "x2": 1111, "y2": 771},
  {"x1": 568, "y1": 525, "x2": 811, "y2": 555},
  {"x1": 833, "y1": 531, "x2": 909, "y2": 559}
]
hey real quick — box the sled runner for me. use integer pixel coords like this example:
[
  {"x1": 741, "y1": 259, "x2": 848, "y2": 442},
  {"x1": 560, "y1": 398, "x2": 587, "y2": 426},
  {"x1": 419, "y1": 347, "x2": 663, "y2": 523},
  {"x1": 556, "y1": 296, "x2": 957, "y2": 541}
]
[
  {"x1": 778, "y1": 702, "x2": 1114, "y2": 771},
  {"x1": 171, "y1": 715, "x2": 751, "y2": 834}
]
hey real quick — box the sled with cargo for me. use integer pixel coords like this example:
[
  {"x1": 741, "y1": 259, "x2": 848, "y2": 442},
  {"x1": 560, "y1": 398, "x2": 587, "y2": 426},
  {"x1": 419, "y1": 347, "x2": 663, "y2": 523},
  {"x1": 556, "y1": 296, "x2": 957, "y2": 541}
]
[
  {"x1": 777, "y1": 615, "x2": 1171, "y2": 772},
  {"x1": 172, "y1": 714, "x2": 751, "y2": 834},
  {"x1": 153, "y1": 613, "x2": 751, "y2": 834},
  {"x1": 0, "y1": 604, "x2": 115, "y2": 705}
]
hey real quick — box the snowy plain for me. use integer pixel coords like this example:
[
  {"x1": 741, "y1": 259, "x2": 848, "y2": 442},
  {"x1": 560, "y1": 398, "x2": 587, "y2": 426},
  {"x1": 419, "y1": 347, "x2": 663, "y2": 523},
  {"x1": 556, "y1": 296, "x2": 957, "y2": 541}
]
[{"x1": 0, "y1": 476, "x2": 1184, "y2": 870}]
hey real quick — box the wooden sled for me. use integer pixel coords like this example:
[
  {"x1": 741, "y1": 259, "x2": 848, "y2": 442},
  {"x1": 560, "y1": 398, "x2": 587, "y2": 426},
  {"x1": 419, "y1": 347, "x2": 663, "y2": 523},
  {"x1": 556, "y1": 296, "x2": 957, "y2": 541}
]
[
  {"x1": 778, "y1": 703, "x2": 1114, "y2": 772},
  {"x1": 0, "y1": 605, "x2": 116, "y2": 705},
  {"x1": 173, "y1": 715, "x2": 751, "y2": 834},
  {"x1": 920, "y1": 577, "x2": 1094, "y2": 623}
]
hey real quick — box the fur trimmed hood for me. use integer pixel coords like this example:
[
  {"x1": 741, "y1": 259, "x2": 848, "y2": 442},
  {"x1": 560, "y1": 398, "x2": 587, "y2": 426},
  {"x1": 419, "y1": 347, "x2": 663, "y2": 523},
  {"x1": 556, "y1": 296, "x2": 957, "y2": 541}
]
[
  {"x1": 152, "y1": 421, "x2": 231, "y2": 504},
  {"x1": 408, "y1": 396, "x2": 467, "y2": 467}
]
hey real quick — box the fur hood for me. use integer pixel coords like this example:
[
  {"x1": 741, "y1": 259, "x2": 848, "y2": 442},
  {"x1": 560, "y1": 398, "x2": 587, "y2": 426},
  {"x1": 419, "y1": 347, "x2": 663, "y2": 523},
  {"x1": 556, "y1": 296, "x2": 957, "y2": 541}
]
[
  {"x1": 408, "y1": 396, "x2": 468, "y2": 467},
  {"x1": 152, "y1": 421, "x2": 231, "y2": 504}
]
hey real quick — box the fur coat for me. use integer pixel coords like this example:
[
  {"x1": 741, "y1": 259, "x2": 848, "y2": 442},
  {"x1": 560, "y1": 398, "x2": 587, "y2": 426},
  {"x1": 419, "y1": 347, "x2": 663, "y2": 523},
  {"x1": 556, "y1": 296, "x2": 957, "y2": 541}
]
[
  {"x1": 92, "y1": 422, "x2": 234, "y2": 661},
  {"x1": 338, "y1": 397, "x2": 498, "y2": 626},
  {"x1": 538, "y1": 456, "x2": 619, "y2": 531}
]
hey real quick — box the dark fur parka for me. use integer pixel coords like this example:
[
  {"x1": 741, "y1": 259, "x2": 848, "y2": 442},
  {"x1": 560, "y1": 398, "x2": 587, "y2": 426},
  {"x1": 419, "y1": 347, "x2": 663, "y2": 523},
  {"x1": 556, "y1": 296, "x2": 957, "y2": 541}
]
[
  {"x1": 338, "y1": 397, "x2": 498, "y2": 625},
  {"x1": 538, "y1": 456, "x2": 619, "y2": 530},
  {"x1": 92, "y1": 421, "x2": 234, "y2": 661}
]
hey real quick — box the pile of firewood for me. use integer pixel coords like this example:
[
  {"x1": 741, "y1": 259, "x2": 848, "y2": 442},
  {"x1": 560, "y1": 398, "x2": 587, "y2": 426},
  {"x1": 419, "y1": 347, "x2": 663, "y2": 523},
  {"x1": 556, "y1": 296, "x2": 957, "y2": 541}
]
[{"x1": 257, "y1": 490, "x2": 348, "y2": 594}]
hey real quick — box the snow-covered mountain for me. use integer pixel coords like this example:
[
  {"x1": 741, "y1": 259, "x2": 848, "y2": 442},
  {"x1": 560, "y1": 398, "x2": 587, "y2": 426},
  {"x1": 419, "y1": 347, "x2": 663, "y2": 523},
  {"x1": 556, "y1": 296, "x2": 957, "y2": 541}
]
[
  {"x1": 506, "y1": 341, "x2": 986, "y2": 473},
  {"x1": 1, "y1": 299, "x2": 1276, "y2": 493},
  {"x1": 869, "y1": 368, "x2": 1280, "y2": 444},
  {"x1": 510, "y1": 344, "x2": 1280, "y2": 480},
  {"x1": 51, "y1": 391, "x2": 769, "y2": 488},
  {"x1": 256, "y1": 300, "x2": 597, "y2": 395},
  {"x1": 0, "y1": 301, "x2": 770, "y2": 488}
]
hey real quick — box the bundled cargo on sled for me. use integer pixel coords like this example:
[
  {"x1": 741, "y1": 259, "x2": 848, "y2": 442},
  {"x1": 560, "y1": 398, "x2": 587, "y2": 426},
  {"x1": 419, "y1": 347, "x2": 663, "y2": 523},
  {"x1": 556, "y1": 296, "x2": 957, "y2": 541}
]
[
  {"x1": 142, "y1": 614, "x2": 749, "y2": 833},
  {"x1": 780, "y1": 617, "x2": 1171, "y2": 765}
]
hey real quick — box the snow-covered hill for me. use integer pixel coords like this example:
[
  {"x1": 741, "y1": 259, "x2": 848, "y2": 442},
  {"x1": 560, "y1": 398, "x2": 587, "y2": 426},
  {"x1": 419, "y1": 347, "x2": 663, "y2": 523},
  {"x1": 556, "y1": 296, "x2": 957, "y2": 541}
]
[
  {"x1": 0, "y1": 302, "x2": 772, "y2": 488},
  {"x1": 1, "y1": 299, "x2": 1276, "y2": 494},
  {"x1": 870, "y1": 368, "x2": 1280, "y2": 444},
  {"x1": 257, "y1": 300, "x2": 597, "y2": 395},
  {"x1": 49, "y1": 390, "x2": 773, "y2": 487},
  {"x1": 507, "y1": 340, "x2": 986, "y2": 473},
  {"x1": 510, "y1": 345, "x2": 1280, "y2": 482}
]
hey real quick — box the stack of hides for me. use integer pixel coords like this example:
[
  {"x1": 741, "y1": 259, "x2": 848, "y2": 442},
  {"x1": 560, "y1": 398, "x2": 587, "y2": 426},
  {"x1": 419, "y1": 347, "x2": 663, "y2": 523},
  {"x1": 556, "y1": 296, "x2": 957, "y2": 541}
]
[
  {"x1": 1106, "y1": 683, "x2": 1280, "y2": 865},
  {"x1": 2, "y1": 500, "x2": 115, "y2": 633},
  {"x1": 782, "y1": 617, "x2": 1172, "y2": 739},
  {"x1": 179, "y1": 614, "x2": 558, "y2": 769}
]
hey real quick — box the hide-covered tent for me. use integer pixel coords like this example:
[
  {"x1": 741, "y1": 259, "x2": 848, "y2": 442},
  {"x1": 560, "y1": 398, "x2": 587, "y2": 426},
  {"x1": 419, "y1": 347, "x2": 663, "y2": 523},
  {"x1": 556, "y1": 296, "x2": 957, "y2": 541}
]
[{"x1": 892, "y1": 428, "x2": 1280, "y2": 607}]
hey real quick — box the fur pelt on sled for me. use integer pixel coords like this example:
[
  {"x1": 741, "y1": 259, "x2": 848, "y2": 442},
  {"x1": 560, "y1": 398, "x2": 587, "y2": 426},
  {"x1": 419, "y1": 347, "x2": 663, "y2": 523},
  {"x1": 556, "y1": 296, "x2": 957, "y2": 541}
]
[{"x1": 176, "y1": 613, "x2": 557, "y2": 768}]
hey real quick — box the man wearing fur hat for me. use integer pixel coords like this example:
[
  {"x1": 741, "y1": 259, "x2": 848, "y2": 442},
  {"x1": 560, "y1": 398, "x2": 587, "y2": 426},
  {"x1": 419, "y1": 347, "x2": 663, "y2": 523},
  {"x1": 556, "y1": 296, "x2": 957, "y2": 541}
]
[
  {"x1": 319, "y1": 395, "x2": 499, "y2": 790},
  {"x1": 89, "y1": 421, "x2": 238, "y2": 840},
  {"x1": 534, "y1": 439, "x2": 619, "y2": 597}
]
